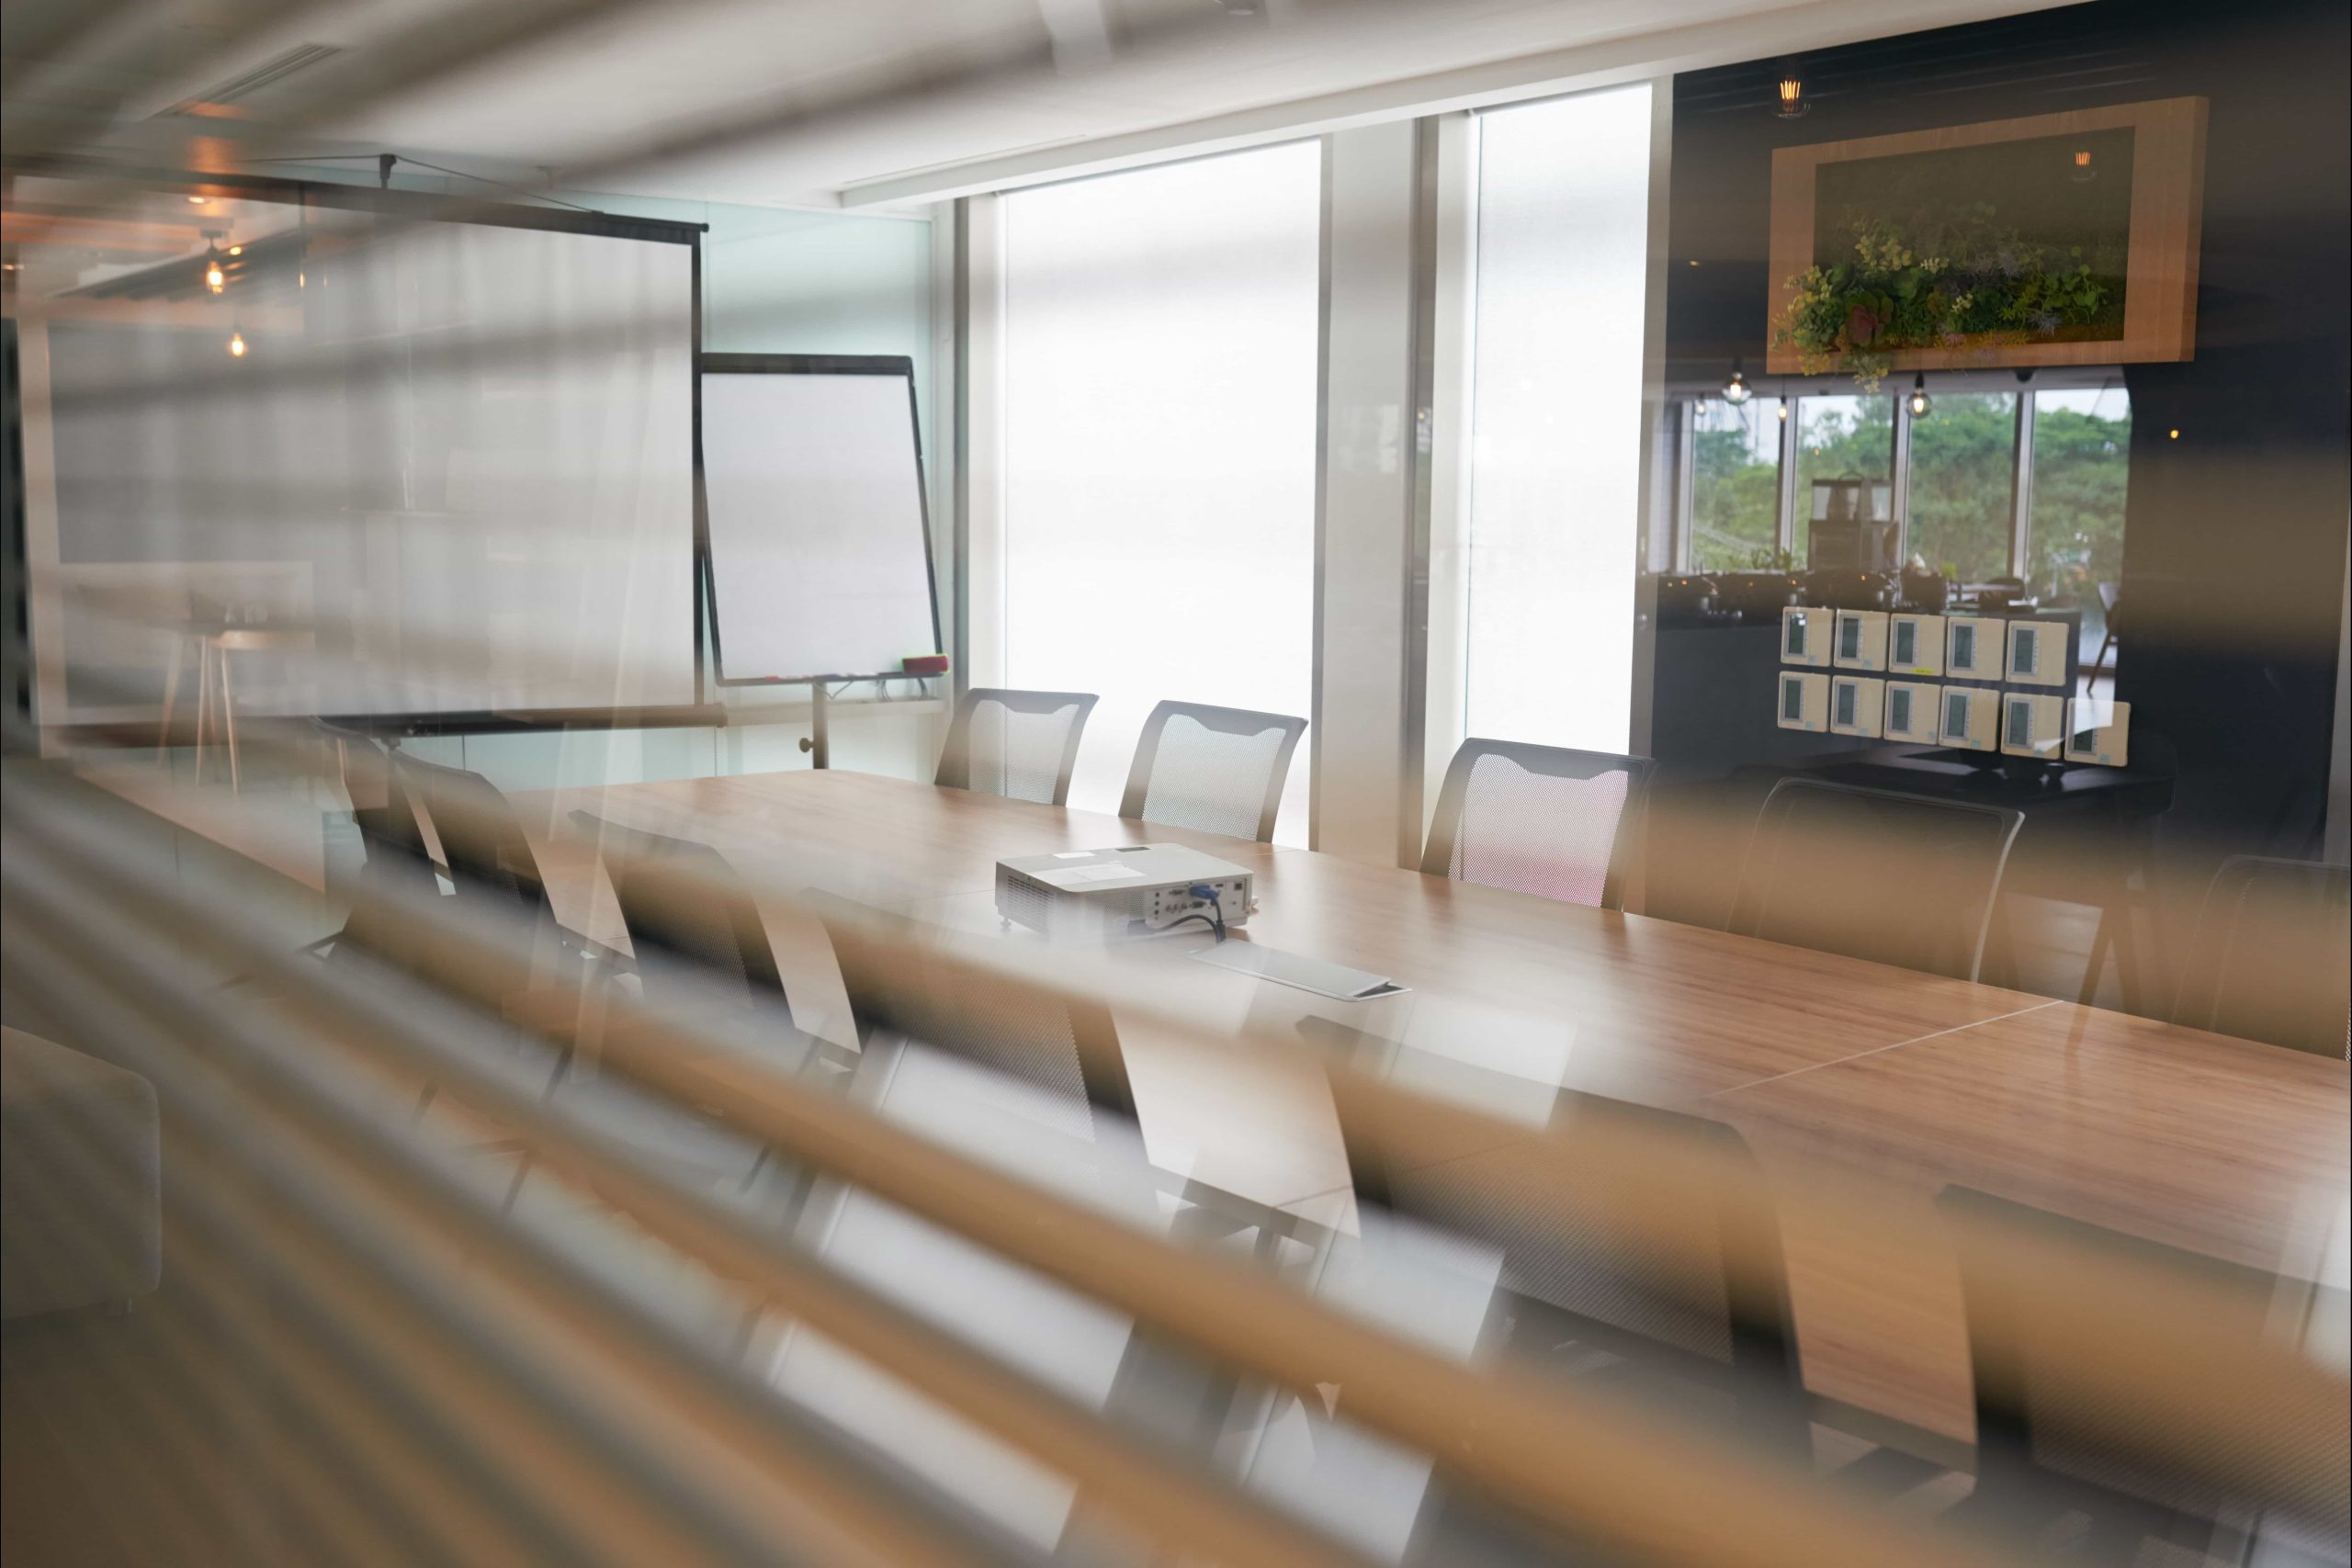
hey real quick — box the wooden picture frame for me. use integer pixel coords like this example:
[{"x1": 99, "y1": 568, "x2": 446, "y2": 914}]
[{"x1": 1767, "y1": 96, "x2": 2207, "y2": 374}]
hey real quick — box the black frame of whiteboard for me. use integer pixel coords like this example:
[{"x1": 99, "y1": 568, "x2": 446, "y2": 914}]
[
  {"x1": 695, "y1": 352, "x2": 944, "y2": 689},
  {"x1": 12, "y1": 159, "x2": 709, "y2": 739}
]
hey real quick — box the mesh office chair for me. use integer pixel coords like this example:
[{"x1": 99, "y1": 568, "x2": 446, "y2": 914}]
[
  {"x1": 933, "y1": 686, "x2": 1098, "y2": 807},
  {"x1": 571, "y1": 813, "x2": 788, "y2": 1018},
  {"x1": 1422, "y1": 739, "x2": 1657, "y2": 909},
  {"x1": 1327, "y1": 1066, "x2": 1808, "y2": 1450},
  {"x1": 811, "y1": 893, "x2": 1136, "y2": 1140},
  {"x1": 2174, "y1": 855, "x2": 2350, "y2": 1059},
  {"x1": 391, "y1": 752, "x2": 554, "y2": 924},
  {"x1": 558, "y1": 816, "x2": 810, "y2": 1213},
  {"x1": 389, "y1": 750, "x2": 626, "y2": 997},
  {"x1": 312, "y1": 721, "x2": 443, "y2": 970},
  {"x1": 1119, "y1": 700, "x2": 1306, "y2": 842},
  {"x1": 1729, "y1": 778, "x2": 2023, "y2": 983},
  {"x1": 1939, "y1": 1185, "x2": 2349, "y2": 1563}
]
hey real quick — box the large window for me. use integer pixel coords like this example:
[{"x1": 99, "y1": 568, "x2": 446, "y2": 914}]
[
  {"x1": 999, "y1": 143, "x2": 1321, "y2": 841},
  {"x1": 1791, "y1": 395, "x2": 1894, "y2": 568},
  {"x1": 1906, "y1": 391, "x2": 2019, "y2": 584},
  {"x1": 2028, "y1": 387, "x2": 2132, "y2": 660},
  {"x1": 1676, "y1": 383, "x2": 2131, "y2": 636},
  {"x1": 1687, "y1": 397, "x2": 1784, "y2": 573},
  {"x1": 1464, "y1": 83, "x2": 1655, "y2": 752}
]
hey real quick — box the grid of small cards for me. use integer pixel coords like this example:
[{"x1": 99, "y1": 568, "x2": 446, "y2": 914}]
[{"x1": 1776, "y1": 607, "x2": 2130, "y2": 766}]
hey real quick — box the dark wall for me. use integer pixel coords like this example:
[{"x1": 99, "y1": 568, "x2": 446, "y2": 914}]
[{"x1": 1664, "y1": 0, "x2": 2350, "y2": 865}]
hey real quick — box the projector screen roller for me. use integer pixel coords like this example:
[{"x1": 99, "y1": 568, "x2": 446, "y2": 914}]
[
  {"x1": 700, "y1": 360, "x2": 941, "y2": 684},
  {"x1": 28, "y1": 182, "x2": 697, "y2": 724}
]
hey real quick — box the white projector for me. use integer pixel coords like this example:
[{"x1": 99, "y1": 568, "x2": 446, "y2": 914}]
[{"x1": 995, "y1": 844, "x2": 1254, "y2": 941}]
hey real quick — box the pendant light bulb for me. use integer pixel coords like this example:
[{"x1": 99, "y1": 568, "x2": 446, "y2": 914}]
[
  {"x1": 205, "y1": 241, "x2": 225, "y2": 294},
  {"x1": 228, "y1": 328, "x2": 247, "y2": 358},
  {"x1": 1907, "y1": 373, "x2": 1931, "y2": 418},
  {"x1": 1723, "y1": 357, "x2": 1752, "y2": 407}
]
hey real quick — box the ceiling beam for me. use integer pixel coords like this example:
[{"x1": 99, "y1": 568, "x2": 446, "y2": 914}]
[{"x1": 836, "y1": 0, "x2": 2092, "y2": 209}]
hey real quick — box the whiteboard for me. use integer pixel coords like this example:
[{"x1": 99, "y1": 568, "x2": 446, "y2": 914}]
[{"x1": 701, "y1": 363, "x2": 941, "y2": 683}]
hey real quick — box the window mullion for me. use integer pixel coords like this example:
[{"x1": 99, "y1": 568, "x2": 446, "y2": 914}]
[{"x1": 2010, "y1": 389, "x2": 2037, "y2": 581}]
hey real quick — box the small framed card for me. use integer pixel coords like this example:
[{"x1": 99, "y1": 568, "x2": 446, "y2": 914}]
[
  {"x1": 1829, "y1": 674, "x2": 1884, "y2": 737},
  {"x1": 1777, "y1": 670, "x2": 1829, "y2": 732},
  {"x1": 1781, "y1": 605, "x2": 1832, "y2": 668}
]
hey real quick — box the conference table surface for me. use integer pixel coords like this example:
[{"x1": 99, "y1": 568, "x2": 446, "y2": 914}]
[{"x1": 513, "y1": 767, "x2": 2351, "y2": 1456}]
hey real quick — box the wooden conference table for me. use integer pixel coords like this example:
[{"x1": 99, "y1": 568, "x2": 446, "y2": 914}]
[{"x1": 514, "y1": 768, "x2": 2350, "y2": 1458}]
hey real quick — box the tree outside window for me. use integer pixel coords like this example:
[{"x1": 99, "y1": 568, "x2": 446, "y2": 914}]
[
  {"x1": 1792, "y1": 396, "x2": 1894, "y2": 566},
  {"x1": 2028, "y1": 387, "x2": 2131, "y2": 660},
  {"x1": 1906, "y1": 392, "x2": 2018, "y2": 584},
  {"x1": 1688, "y1": 397, "x2": 1782, "y2": 572}
]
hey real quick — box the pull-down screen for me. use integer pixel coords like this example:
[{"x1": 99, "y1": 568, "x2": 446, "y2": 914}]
[{"x1": 32, "y1": 185, "x2": 696, "y2": 724}]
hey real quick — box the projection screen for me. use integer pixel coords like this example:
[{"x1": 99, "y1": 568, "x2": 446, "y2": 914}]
[{"x1": 26, "y1": 179, "x2": 698, "y2": 726}]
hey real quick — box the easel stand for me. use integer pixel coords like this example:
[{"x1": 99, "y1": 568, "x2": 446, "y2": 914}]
[{"x1": 786, "y1": 672, "x2": 940, "y2": 771}]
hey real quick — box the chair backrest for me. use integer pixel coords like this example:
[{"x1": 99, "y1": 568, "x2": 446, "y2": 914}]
[
  {"x1": 1938, "y1": 1185, "x2": 2349, "y2": 1555},
  {"x1": 572, "y1": 814, "x2": 787, "y2": 1017},
  {"x1": 808, "y1": 895, "x2": 1136, "y2": 1141},
  {"x1": 933, "y1": 686, "x2": 1098, "y2": 807},
  {"x1": 310, "y1": 724, "x2": 442, "y2": 965},
  {"x1": 1421, "y1": 739, "x2": 1657, "y2": 910},
  {"x1": 390, "y1": 752, "x2": 551, "y2": 922},
  {"x1": 1119, "y1": 700, "x2": 1306, "y2": 843},
  {"x1": 2175, "y1": 855, "x2": 2350, "y2": 1058},
  {"x1": 1728, "y1": 778, "x2": 2023, "y2": 983},
  {"x1": 1326, "y1": 1065, "x2": 1804, "y2": 1440}
]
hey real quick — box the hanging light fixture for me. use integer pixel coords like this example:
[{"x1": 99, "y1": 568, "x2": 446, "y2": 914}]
[
  {"x1": 228, "y1": 325, "x2": 247, "y2": 358},
  {"x1": 2069, "y1": 148, "x2": 2098, "y2": 184},
  {"x1": 1907, "y1": 373, "x2": 1932, "y2": 418},
  {"x1": 1723, "y1": 356, "x2": 1753, "y2": 406},
  {"x1": 1776, "y1": 69, "x2": 1810, "y2": 119},
  {"x1": 203, "y1": 236, "x2": 225, "y2": 294}
]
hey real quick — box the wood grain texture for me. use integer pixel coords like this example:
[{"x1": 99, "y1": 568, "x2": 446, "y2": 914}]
[
  {"x1": 518, "y1": 769, "x2": 2348, "y2": 1447},
  {"x1": 1764, "y1": 96, "x2": 2209, "y2": 374}
]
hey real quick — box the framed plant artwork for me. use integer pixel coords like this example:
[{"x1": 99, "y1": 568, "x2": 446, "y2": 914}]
[{"x1": 1767, "y1": 97, "x2": 2207, "y2": 387}]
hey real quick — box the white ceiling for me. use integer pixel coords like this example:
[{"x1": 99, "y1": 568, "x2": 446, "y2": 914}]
[{"x1": 18, "y1": 0, "x2": 2082, "y2": 213}]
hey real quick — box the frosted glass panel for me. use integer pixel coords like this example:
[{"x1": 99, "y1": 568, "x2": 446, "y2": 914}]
[
  {"x1": 1001, "y1": 143, "x2": 1320, "y2": 844},
  {"x1": 1464, "y1": 84, "x2": 1653, "y2": 752}
]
